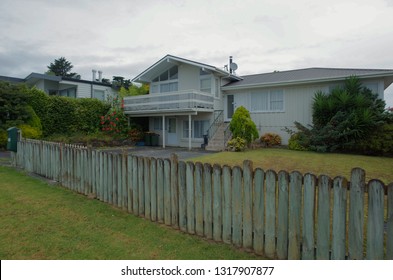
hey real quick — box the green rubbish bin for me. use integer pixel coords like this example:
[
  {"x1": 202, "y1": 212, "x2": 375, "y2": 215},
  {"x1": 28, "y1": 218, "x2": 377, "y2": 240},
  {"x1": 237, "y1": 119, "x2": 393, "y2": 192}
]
[
  {"x1": 144, "y1": 133, "x2": 152, "y2": 146},
  {"x1": 7, "y1": 127, "x2": 20, "y2": 152},
  {"x1": 151, "y1": 134, "x2": 159, "y2": 146}
]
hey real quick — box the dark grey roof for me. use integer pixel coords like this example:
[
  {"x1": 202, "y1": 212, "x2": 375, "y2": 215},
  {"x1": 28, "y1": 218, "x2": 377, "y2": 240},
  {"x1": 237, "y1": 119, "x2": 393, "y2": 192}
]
[
  {"x1": 0, "y1": 75, "x2": 25, "y2": 83},
  {"x1": 224, "y1": 67, "x2": 393, "y2": 89}
]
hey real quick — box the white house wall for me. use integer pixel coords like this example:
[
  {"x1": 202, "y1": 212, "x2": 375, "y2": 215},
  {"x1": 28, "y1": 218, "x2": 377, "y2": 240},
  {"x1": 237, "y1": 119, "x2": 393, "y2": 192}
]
[
  {"x1": 224, "y1": 83, "x2": 329, "y2": 145},
  {"x1": 178, "y1": 64, "x2": 199, "y2": 91}
]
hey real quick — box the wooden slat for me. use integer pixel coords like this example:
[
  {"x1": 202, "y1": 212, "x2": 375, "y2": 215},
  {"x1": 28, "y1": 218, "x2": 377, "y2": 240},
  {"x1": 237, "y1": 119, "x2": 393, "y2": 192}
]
[
  {"x1": 186, "y1": 162, "x2": 195, "y2": 234},
  {"x1": 203, "y1": 163, "x2": 213, "y2": 239},
  {"x1": 144, "y1": 157, "x2": 151, "y2": 220},
  {"x1": 156, "y1": 159, "x2": 164, "y2": 223},
  {"x1": 195, "y1": 162, "x2": 204, "y2": 236},
  {"x1": 138, "y1": 157, "x2": 145, "y2": 216},
  {"x1": 122, "y1": 154, "x2": 127, "y2": 211},
  {"x1": 127, "y1": 155, "x2": 133, "y2": 213},
  {"x1": 117, "y1": 154, "x2": 122, "y2": 207},
  {"x1": 316, "y1": 175, "x2": 331, "y2": 260},
  {"x1": 222, "y1": 165, "x2": 232, "y2": 244},
  {"x1": 288, "y1": 171, "x2": 302, "y2": 260},
  {"x1": 302, "y1": 173, "x2": 316, "y2": 260},
  {"x1": 132, "y1": 156, "x2": 139, "y2": 216},
  {"x1": 277, "y1": 171, "x2": 289, "y2": 259},
  {"x1": 243, "y1": 160, "x2": 253, "y2": 250},
  {"x1": 253, "y1": 168, "x2": 265, "y2": 255},
  {"x1": 150, "y1": 158, "x2": 157, "y2": 221},
  {"x1": 178, "y1": 161, "x2": 187, "y2": 232},
  {"x1": 212, "y1": 164, "x2": 222, "y2": 242},
  {"x1": 331, "y1": 176, "x2": 347, "y2": 260},
  {"x1": 366, "y1": 180, "x2": 385, "y2": 260},
  {"x1": 348, "y1": 168, "x2": 365, "y2": 260},
  {"x1": 387, "y1": 183, "x2": 393, "y2": 260},
  {"x1": 171, "y1": 154, "x2": 179, "y2": 228},
  {"x1": 164, "y1": 159, "x2": 171, "y2": 226},
  {"x1": 265, "y1": 170, "x2": 277, "y2": 258},
  {"x1": 232, "y1": 166, "x2": 243, "y2": 247}
]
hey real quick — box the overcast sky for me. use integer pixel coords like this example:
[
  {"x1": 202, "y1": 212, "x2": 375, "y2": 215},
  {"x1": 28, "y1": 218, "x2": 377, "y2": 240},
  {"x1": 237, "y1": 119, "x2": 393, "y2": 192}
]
[{"x1": 1, "y1": 0, "x2": 393, "y2": 106}]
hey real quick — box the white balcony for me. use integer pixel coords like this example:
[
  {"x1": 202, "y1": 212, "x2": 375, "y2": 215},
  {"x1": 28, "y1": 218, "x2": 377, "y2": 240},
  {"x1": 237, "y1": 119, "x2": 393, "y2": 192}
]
[{"x1": 123, "y1": 90, "x2": 214, "y2": 116}]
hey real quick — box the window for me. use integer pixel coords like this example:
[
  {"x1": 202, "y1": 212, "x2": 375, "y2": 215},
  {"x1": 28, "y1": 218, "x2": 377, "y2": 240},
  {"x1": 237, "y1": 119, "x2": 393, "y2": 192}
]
[
  {"x1": 183, "y1": 120, "x2": 210, "y2": 138},
  {"x1": 251, "y1": 89, "x2": 284, "y2": 112},
  {"x1": 152, "y1": 117, "x2": 162, "y2": 130},
  {"x1": 151, "y1": 66, "x2": 178, "y2": 93},
  {"x1": 93, "y1": 90, "x2": 105, "y2": 101},
  {"x1": 200, "y1": 69, "x2": 211, "y2": 94},
  {"x1": 59, "y1": 88, "x2": 76, "y2": 98}
]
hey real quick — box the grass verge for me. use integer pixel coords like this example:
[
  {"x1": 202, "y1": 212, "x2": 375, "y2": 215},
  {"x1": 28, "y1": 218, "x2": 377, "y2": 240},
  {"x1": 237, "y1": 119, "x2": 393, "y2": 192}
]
[
  {"x1": 0, "y1": 166, "x2": 263, "y2": 260},
  {"x1": 192, "y1": 148, "x2": 393, "y2": 184}
]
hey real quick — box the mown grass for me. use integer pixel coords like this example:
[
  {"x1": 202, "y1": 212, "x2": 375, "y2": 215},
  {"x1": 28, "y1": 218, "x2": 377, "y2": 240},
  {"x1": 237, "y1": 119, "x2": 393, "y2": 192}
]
[
  {"x1": 0, "y1": 166, "x2": 264, "y2": 260},
  {"x1": 192, "y1": 148, "x2": 393, "y2": 184}
]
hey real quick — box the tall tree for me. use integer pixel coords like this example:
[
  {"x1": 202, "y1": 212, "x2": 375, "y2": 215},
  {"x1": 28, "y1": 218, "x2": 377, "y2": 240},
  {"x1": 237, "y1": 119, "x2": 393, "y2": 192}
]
[{"x1": 47, "y1": 57, "x2": 77, "y2": 77}]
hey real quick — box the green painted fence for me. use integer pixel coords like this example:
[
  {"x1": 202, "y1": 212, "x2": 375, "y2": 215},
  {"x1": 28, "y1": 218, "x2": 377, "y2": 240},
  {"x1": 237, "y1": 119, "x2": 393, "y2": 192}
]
[{"x1": 14, "y1": 139, "x2": 393, "y2": 260}]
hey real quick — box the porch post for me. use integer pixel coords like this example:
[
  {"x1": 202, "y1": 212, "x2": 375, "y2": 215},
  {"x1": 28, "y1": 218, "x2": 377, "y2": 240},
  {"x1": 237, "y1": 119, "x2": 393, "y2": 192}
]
[
  {"x1": 162, "y1": 115, "x2": 166, "y2": 148},
  {"x1": 188, "y1": 114, "x2": 192, "y2": 150}
]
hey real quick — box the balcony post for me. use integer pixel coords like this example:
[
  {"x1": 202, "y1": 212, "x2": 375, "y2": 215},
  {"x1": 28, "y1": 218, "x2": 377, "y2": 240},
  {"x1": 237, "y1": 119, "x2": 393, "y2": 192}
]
[
  {"x1": 162, "y1": 115, "x2": 166, "y2": 148},
  {"x1": 188, "y1": 114, "x2": 192, "y2": 150}
]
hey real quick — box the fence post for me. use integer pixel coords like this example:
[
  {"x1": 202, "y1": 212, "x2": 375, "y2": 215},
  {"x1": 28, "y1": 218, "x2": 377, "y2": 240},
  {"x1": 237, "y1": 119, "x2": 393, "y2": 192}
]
[
  {"x1": 265, "y1": 170, "x2": 277, "y2": 258},
  {"x1": 195, "y1": 162, "x2": 204, "y2": 236},
  {"x1": 222, "y1": 165, "x2": 232, "y2": 244},
  {"x1": 348, "y1": 168, "x2": 365, "y2": 259},
  {"x1": 144, "y1": 157, "x2": 151, "y2": 220},
  {"x1": 178, "y1": 161, "x2": 187, "y2": 232},
  {"x1": 302, "y1": 173, "x2": 317, "y2": 260},
  {"x1": 150, "y1": 157, "x2": 157, "y2": 220},
  {"x1": 331, "y1": 176, "x2": 348, "y2": 260},
  {"x1": 127, "y1": 155, "x2": 133, "y2": 213},
  {"x1": 253, "y1": 168, "x2": 265, "y2": 255},
  {"x1": 366, "y1": 180, "x2": 385, "y2": 260},
  {"x1": 387, "y1": 183, "x2": 393, "y2": 260},
  {"x1": 316, "y1": 175, "x2": 332, "y2": 260},
  {"x1": 243, "y1": 160, "x2": 253, "y2": 250},
  {"x1": 164, "y1": 159, "x2": 171, "y2": 226},
  {"x1": 288, "y1": 171, "x2": 302, "y2": 260},
  {"x1": 203, "y1": 163, "x2": 213, "y2": 239},
  {"x1": 156, "y1": 159, "x2": 164, "y2": 223},
  {"x1": 212, "y1": 164, "x2": 222, "y2": 242},
  {"x1": 186, "y1": 162, "x2": 195, "y2": 234},
  {"x1": 232, "y1": 166, "x2": 243, "y2": 248},
  {"x1": 277, "y1": 171, "x2": 289, "y2": 259},
  {"x1": 171, "y1": 154, "x2": 179, "y2": 228},
  {"x1": 132, "y1": 156, "x2": 139, "y2": 216}
]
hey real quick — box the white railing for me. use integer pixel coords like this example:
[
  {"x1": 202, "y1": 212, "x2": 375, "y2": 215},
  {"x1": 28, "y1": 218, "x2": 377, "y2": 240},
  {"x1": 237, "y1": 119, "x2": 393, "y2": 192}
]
[{"x1": 123, "y1": 90, "x2": 214, "y2": 113}]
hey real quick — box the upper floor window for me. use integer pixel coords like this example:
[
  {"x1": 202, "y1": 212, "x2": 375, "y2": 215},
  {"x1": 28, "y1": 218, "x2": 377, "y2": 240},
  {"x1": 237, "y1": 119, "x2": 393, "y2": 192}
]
[
  {"x1": 151, "y1": 66, "x2": 178, "y2": 93},
  {"x1": 200, "y1": 69, "x2": 211, "y2": 94},
  {"x1": 251, "y1": 89, "x2": 284, "y2": 112}
]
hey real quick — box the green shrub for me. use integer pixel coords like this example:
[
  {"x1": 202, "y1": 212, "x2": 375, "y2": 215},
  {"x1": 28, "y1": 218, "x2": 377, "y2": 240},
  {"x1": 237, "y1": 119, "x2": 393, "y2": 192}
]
[
  {"x1": 260, "y1": 133, "x2": 281, "y2": 147},
  {"x1": 17, "y1": 124, "x2": 42, "y2": 139},
  {"x1": 229, "y1": 106, "x2": 259, "y2": 144},
  {"x1": 0, "y1": 129, "x2": 7, "y2": 149},
  {"x1": 357, "y1": 123, "x2": 393, "y2": 156},
  {"x1": 288, "y1": 133, "x2": 308, "y2": 151},
  {"x1": 227, "y1": 137, "x2": 247, "y2": 152}
]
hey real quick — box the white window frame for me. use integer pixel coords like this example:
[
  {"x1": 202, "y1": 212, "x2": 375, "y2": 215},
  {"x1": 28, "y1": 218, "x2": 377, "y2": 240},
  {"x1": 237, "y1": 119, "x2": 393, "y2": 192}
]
[
  {"x1": 182, "y1": 120, "x2": 210, "y2": 139},
  {"x1": 250, "y1": 89, "x2": 284, "y2": 112},
  {"x1": 150, "y1": 66, "x2": 178, "y2": 94}
]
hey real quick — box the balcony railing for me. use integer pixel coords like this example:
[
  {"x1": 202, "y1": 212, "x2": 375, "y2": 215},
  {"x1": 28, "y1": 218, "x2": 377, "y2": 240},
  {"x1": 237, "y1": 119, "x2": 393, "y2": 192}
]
[{"x1": 123, "y1": 90, "x2": 214, "y2": 114}]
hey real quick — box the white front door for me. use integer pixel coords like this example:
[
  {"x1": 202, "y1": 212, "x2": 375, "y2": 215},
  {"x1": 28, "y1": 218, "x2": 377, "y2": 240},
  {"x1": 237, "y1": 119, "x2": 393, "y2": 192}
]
[{"x1": 167, "y1": 118, "x2": 177, "y2": 145}]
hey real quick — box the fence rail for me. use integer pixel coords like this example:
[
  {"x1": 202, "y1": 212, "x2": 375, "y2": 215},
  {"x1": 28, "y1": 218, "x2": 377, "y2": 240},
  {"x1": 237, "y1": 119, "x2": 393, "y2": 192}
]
[{"x1": 14, "y1": 139, "x2": 393, "y2": 260}]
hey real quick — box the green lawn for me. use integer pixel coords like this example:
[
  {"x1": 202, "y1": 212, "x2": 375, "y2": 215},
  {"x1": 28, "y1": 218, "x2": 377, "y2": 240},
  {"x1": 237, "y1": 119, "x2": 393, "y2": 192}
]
[
  {"x1": 192, "y1": 148, "x2": 393, "y2": 184},
  {"x1": 0, "y1": 166, "x2": 263, "y2": 260}
]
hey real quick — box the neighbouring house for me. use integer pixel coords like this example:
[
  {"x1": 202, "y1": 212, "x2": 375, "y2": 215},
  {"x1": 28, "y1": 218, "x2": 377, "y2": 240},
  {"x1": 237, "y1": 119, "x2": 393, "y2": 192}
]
[
  {"x1": 125, "y1": 54, "x2": 393, "y2": 150},
  {"x1": 0, "y1": 70, "x2": 117, "y2": 100}
]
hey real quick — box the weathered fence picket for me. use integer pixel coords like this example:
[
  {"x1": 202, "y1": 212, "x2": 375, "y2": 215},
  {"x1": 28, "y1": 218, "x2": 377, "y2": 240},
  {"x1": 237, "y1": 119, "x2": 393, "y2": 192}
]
[{"x1": 14, "y1": 139, "x2": 393, "y2": 260}]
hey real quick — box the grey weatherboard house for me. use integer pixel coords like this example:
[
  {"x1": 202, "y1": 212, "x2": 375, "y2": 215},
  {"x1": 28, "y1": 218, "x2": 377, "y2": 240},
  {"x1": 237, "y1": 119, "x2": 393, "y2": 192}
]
[{"x1": 123, "y1": 54, "x2": 393, "y2": 150}]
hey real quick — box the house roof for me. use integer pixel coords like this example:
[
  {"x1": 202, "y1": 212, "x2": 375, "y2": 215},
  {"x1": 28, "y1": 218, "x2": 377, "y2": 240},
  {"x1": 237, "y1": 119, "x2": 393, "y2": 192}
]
[
  {"x1": 132, "y1": 54, "x2": 241, "y2": 83},
  {"x1": 23, "y1": 72, "x2": 112, "y2": 87},
  {"x1": 223, "y1": 67, "x2": 393, "y2": 90},
  {"x1": 0, "y1": 75, "x2": 25, "y2": 83}
]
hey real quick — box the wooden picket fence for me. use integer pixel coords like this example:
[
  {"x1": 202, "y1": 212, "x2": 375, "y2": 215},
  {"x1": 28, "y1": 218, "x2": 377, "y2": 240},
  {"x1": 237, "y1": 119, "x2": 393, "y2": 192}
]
[{"x1": 14, "y1": 139, "x2": 393, "y2": 260}]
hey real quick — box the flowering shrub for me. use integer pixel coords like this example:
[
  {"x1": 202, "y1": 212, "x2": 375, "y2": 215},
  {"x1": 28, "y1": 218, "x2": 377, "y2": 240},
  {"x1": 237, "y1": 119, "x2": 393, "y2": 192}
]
[
  {"x1": 227, "y1": 137, "x2": 247, "y2": 152},
  {"x1": 100, "y1": 97, "x2": 128, "y2": 138},
  {"x1": 260, "y1": 133, "x2": 282, "y2": 147}
]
